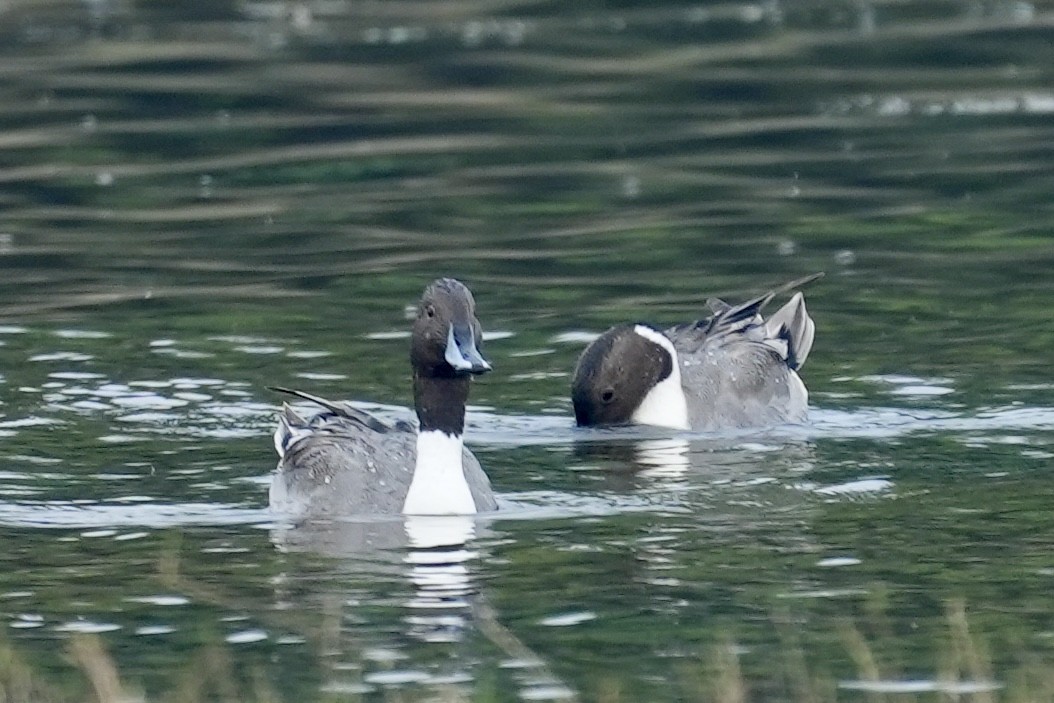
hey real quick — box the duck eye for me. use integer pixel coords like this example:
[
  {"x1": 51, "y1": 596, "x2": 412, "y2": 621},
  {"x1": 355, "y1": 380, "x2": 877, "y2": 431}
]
[
  {"x1": 425, "y1": 305, "x2": 435, "y2": 318},
  {"x1": 601, "y1": 389, "x2": 615, "y2": 403}
]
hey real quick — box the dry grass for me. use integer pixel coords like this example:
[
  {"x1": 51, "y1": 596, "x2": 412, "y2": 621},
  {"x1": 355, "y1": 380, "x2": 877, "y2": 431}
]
[{"x1": 0, "y1": 600, "x2": 1052, "y2": 703}]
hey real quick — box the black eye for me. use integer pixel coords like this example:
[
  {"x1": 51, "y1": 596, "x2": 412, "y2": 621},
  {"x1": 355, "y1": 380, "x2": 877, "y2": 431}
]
[
  {"x1": 425, "y1": 305, "x2": 435, "y2": 318},
  {"x1": 601, "y1": 389, "x2": 615, "y2": 403}
]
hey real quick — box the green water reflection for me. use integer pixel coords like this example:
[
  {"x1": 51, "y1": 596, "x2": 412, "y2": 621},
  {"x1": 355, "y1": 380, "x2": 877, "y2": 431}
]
[{"x1": 2, "y1": 0, "x2": 1054, "y2": 700}]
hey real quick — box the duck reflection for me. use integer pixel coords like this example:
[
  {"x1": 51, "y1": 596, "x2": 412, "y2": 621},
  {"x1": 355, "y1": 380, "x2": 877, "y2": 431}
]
[
  {"x1": 269, "y1": 513, "x2": 576, "y2": 700},
  {"x1": 633, "y1": 438, "x2": 691, "y2": 480},
  {"x1": 402, "y1": 515, "x2": 478, "y2": 643},
  {"x1": 570, "y1": 426, "x2": 817, "y2": 516}
]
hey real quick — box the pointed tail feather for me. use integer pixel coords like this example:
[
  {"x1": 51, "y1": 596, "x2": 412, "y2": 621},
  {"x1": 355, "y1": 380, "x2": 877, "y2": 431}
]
[
  {"x1": 268, "y1": 386, "x2": 393, "y2": 434},
  {"x1": 767, "y1": 272, "x2": 824, "y2": 298},
  {"x1": 702, "y1": 273, "x2": 823, "y2": 333},
  {"x1": 705, "y1": 290, "x2": 773, "y2": 329},
  {"x1": 269, "y1": 386, "x2": 347, "y2": 415}
]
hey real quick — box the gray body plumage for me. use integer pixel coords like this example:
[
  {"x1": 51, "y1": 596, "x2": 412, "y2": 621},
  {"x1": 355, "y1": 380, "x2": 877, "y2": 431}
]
[
  {"x1": 271, "y1": 391, "x2": 497, "y2": 519},
  {"x1": 667, "y1": 289, "x2": 814, "y2": 430}
]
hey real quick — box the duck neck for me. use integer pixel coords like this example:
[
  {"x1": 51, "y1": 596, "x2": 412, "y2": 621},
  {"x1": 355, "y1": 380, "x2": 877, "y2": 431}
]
[
  {"x1": 403, "y1": 373, "x2": 477, "y2": 515},
  {"x1": 630, "y1": 325, "x2": 690, "y2": 430},
  {"x1": 412, "y1": 372, "x2": 470, "y2": 436},
  {"x1": 631, "y1": 363, "x2": 689, "y2": 430}
]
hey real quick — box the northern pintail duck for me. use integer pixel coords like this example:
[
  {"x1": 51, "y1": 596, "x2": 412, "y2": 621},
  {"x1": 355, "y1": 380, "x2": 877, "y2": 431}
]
[
  {"x1": 571, "y1": 274, "x2": 821, "y2": 431},
  {"x1": 270, "y1": 278, "x2": 497, "y2": 517}
]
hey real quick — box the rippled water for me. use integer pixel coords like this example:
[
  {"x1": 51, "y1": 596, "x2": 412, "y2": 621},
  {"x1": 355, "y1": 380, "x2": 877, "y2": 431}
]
[{"x1": 2, "y1": 0, "x2": 1054, "y2": 700}]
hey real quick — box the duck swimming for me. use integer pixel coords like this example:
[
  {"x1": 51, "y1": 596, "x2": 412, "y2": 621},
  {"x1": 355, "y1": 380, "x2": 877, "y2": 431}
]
[
  {"x1": 571, "y1": 274, "x2": 821, "y2": 431},
  {"x1": 270, "y1": 278, "x2": 497, "y2": 518}
]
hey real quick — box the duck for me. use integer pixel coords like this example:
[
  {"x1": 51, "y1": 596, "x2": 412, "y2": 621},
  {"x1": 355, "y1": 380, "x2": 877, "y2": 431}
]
[
  {"x1": 571, "y1": 274, "x2": 821, "y2": 431},
  {"x1": 269, "y1": 278, "x2": 497, "y2": 518}
]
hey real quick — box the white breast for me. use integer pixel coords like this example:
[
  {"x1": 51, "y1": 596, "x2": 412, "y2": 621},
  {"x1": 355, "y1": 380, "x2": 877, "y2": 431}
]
[{"x1": 403, "y1": 430, "x2": 478, "y2": 515}]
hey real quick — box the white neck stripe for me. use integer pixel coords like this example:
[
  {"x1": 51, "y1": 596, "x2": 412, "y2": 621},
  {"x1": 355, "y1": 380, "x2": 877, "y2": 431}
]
[
  {"x1": 630, "y1": 325, "x2": 690, "y2": 430},
  {"x1": 633, "y1": 324, "x2": 678, "y2": 358}
]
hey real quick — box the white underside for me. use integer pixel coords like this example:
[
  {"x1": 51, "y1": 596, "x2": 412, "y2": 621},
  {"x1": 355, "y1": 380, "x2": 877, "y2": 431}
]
[
  {"x1": 403, "y1": 430, "x2": 477, "y2": 515},
  {"x1": 631, "y1": 325, "x2": 690, "y2": 430}
]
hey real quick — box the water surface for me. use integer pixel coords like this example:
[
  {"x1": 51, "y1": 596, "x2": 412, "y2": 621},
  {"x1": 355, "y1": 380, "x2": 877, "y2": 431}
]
[{"x1": 2, "y1": 0, "x2": 1054, "y2": 700}]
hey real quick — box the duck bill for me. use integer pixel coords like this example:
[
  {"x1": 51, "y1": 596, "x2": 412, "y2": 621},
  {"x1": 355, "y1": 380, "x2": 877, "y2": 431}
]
[{"x1": 444, "y1": 324, "x2": 492, "y2": 374}]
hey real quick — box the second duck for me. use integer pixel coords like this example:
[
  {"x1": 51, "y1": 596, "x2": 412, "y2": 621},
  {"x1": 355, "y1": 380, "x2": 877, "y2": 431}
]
[{"x1": 571, "y1": 274, "x2": 821, "y2": 431}]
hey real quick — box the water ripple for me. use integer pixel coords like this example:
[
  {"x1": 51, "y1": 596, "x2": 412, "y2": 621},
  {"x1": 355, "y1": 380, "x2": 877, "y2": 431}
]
[{"x1": 0, "y1": 500, "x2": 271, "y2": 529}]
